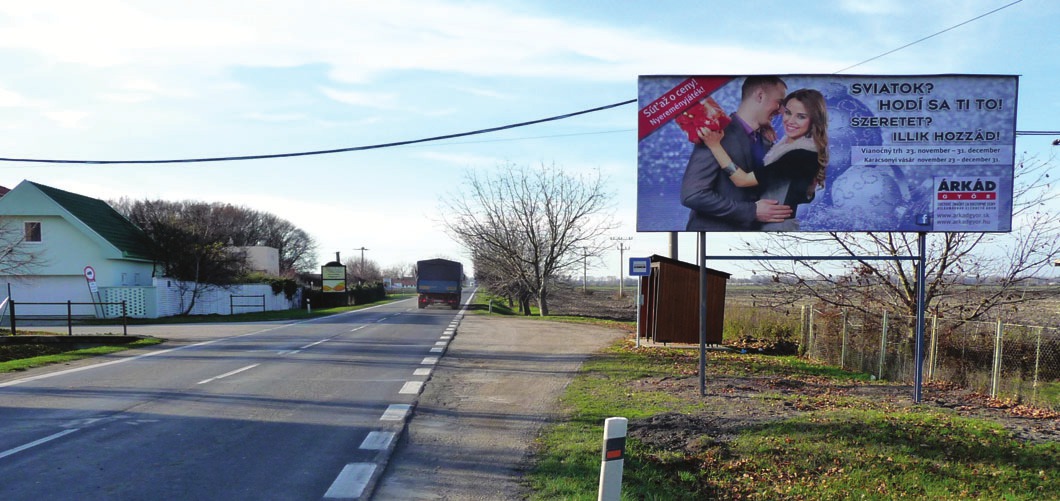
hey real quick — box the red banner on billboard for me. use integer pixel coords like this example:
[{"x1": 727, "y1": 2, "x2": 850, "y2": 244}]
[{"x1": 637, "y1": 76, "x2": 732, "y2": 140}]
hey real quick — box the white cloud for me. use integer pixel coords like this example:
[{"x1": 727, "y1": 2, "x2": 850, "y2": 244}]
[
  {"x1": 837, "y1": 0, "x2": 905, "y2": 15},
  {"x1": 42, "y1": 110, "x2": 89, "y2": 128},
  {"x1": 319, "y1": 87, "x2": 399, "y2": 109},
  {"x1": 243, "y1": 112, "x2": 308, "y2": 123},
  {"x1": 414, "y1": 151, "x2": 501, "y2": 167},
  {"x1": 0, "y1": 87, "x2": 42, "y2": 107}
]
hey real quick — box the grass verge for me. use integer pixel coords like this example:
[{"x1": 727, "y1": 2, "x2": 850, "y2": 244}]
[
  {"x1": 468, "y1": 292, "x2": 634, "y2": 332},
  {"x1": 526, "y1": 340, "x2": 1060, "y2": 500},
  {"x1": 0, "y1": 337, "x2": 164, "y2": 373}
]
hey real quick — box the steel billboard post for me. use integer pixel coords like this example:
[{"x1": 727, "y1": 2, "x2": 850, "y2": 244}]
[
  {"x1": 914, "y1": 232, "x2": 928, "y2": 403},
  {"x1": 698, "y1": 232, "x2": 706, "y2": 397}
]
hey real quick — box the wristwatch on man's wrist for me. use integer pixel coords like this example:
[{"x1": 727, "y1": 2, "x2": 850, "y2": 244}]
[{"x1": 722, "y1": 162, "x2": 737, "y2": 176}]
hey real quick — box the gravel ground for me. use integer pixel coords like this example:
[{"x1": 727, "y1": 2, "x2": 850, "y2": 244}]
[{"x1": 373, "y1": 314, "x2": 624, "y2": 500}]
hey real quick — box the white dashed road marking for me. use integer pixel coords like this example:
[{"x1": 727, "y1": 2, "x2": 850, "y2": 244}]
[
  {"x1": 360, "y1": 431, "x2": 395, "y2": 451},
  {"x1": 324, "y1": 463, "x2": 376, "y2": 499},
  {"x1": 0, "y1": 429, "x2": 80, "y2": 460},
  {"x1": 380, "y1": 404, "x2": 410, "y2": 421},
  {"x1": 197, "y1": 364, "x2": 260, "y2": 385}
]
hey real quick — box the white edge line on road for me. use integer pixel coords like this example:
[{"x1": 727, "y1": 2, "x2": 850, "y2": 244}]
[
  {"x1": 413, "y1": 368, "x2": 432, "y2": 376},
  {"x1": 324, "y1": 463, "x2": 376, "y2": 499},
  {"x1": 429, "y1": 347, "x2": 443, "y2": 353},
  {"x1": 0, "y1": 299, "x2": 412, "y2": 389},
  {"x1": 434, "y1": 341, "x2": 447, "y2": 346},
  {"x1": 359, "y1": 431, "x2": 395, "y2": 451},
  {"x1": 197, "y1": 364, "x2": 260, "y2": 385},
  {"x1": 421, "y1": 357, "x2": 438, "y2": 365},
  {"x1": 0, "y1": 428, "x2": 80, "y2": 460},
  {"x1": 399, "y1": 381, "x2": 423, "y2": 395}
]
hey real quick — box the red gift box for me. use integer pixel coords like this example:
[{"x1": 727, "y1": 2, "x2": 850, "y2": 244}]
[{"x1": 674, "y1": 97, "x2": 731, "y2": 143}]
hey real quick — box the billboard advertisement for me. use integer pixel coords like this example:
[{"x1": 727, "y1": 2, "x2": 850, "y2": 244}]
[
  {"x1": 321, "y1": 264, "x2": 346, "y2": 293},
  {"x1": 637, "y1": 74, "x2": 1018, "y2": 233}
]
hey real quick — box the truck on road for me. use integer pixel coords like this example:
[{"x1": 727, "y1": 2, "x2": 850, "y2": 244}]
[{"x1": 416, "y1": 259, "x2": 463, "y2": 309}]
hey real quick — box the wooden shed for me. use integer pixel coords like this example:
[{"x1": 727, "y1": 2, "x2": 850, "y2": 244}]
[{"x1": 638, "y1": 255, "x2": 730, "y2": 345}]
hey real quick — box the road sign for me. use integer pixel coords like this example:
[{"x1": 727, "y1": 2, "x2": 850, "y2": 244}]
[
  {"x1": 84, "y1": 265, "x2": 99, "y2": 293},
  {"x1": 629, "y1": 257, "x2": 651, "y2": 276}
]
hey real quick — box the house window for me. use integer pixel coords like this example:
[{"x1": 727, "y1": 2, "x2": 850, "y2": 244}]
[{"x1": 24, "y1": 222, "x2": 41, "y2": 243}]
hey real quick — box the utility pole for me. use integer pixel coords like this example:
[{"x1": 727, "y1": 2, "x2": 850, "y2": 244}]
[
  {"x1": 582, "y1": 248, "x2": 590, "y2": 293},
  {"x1": 610, "y1": 236, "x2": 633, "y2": 298},
  {"x1": 354, "y1": 246, "x2": 369, "y2": 276}
]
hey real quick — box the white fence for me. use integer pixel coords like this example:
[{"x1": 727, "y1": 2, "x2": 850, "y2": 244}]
[{"x1": 99, "y1": 277, "x2": 299, "y2": 318}]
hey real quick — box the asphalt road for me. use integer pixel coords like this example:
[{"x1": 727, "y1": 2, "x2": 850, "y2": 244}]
[{"x1": 0, "y1": 296, "x2": 468, "y2": 500}]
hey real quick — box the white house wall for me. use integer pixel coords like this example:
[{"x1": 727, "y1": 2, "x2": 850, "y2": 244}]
[
  {"x1": 2, "y1": 276, "x2": 99, "y2": 316},
  {"x1": 5, "y1": 214, "x2": 153, "y2": 286}
]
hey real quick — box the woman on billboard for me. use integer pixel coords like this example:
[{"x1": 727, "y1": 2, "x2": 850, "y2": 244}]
[{"x1": 699, "y1": 88, "x2": 829, "y2": 231}]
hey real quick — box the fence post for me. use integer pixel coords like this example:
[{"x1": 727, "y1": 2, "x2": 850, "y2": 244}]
[
  {"x1": 9, "y1": 300, "x2": 14, "y2": 335},
  {"x1": 991, "y1": 318, "x2": 1003, "y2": 399},
  {"x1": 67, "y1": 300, "x2": 73, "y2": 336},
  {"x1": 927, "y1": 314, "x2": 938, "y2": 380},
  {"x1": 807, "y1": 308, "x2": 816, "y2": 357},
  {"x1": 840, "y1": 309, "x2": 848, "y2": 370},
  {"x1": 878, "y1": 311, "x2": 889, "y2": 380},
  {"x1": 799, "y1": 305, "x2": 807, "y2": 356},
  {"x1": 122, "y1": 301, "x2": 128, "y2": 336},
  {"x1": 1032, "y1": 326, "x2": 1043, "y2": 403}
]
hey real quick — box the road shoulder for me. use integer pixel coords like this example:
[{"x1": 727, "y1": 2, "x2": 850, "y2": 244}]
[{"x1": 374, "y1": 314, "x2": 626, "y2": 500}]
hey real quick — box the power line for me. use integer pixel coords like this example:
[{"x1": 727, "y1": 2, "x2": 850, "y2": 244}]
[
  {"x1": 834, "y1": 0, "x2": 1025, "y2": 73},
  {"x1": 0, "y1": 1, "x2": 1038, "y2": 165},
  {"x1": 0, "y1": 99, "x2": 635, "y2": 165}
]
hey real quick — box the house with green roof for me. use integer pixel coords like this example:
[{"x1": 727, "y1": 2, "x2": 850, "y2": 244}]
[{"x1": 0, "y1": 180, "x2": 159, "y2": 317}]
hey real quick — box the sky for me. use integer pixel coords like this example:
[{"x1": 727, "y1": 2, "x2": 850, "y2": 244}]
[{"x1": 1, "y1": 0, "x2": 1057, "y2": 279}]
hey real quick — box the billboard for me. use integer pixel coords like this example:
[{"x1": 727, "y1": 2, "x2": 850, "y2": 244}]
[
  {"x1": 321, "y1": 264, "x2": 346, "y2": 293},
  {"x1": 637, "y1": 74, "x2": 1018, "y2": 233}
]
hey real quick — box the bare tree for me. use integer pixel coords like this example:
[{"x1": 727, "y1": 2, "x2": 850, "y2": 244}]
[
  {"x1": 120, "y1": 200, "x2": 248, "y2": 315},
  {"x1": 382, "y1": 262, "x2": 415, "y2": 282},
  {"x1": 113, "y1": 198, "x2": 318, "y2": 275},
  {"x1": 743, "y1": 153, "x2": 1060, "y2": 321},
  {"x1": 344, "y1": 257, "x2": 382, "y2": 283},
  {"x1": 441, "y1": 162, "x2": 617, "y2": 316},
  {"x1": 0, "y1": 220, "x2": 42, "y2": 276}
]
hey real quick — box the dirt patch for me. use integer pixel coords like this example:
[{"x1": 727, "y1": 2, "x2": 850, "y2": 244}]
[
  {"x1": 547, "y1": 285, "x2": 636, "y2": 321},
  {"x1": 547, "y1": 286, "x2": 1059, "y2": 448},
  {"x1": 627, "y1": 367, "x2": 1060, "y2": 454}
]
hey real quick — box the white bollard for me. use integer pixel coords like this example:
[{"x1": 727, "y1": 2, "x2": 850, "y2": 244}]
[{"x1": 597, "y1": 417, "x2": 627, "y2": 501}]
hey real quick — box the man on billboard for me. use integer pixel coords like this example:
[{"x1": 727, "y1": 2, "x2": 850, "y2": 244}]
[
  {"x1": 699, "y1": 88, "x2": 831, "y2": 231},
  {"x1": 680, "y1": 76, "x2": 792, "y2": 231}
]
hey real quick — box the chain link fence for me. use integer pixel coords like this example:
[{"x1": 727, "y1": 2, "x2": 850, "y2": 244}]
[{"x1": 726, "y1": 304, "x2": 1060, "y2": 410}]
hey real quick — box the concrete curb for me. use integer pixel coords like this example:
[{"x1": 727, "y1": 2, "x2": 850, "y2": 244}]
[{"x1": 354, "y1": 291, "x2": 476, "y2": 500}]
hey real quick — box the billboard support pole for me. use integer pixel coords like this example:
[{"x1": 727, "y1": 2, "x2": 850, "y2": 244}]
[
  {"x1": 698, "y1": 232, "x2": 707, "y2": 397},
  {"x1": 914, "y1": 232, "x2": 928, "y2": 404}
]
